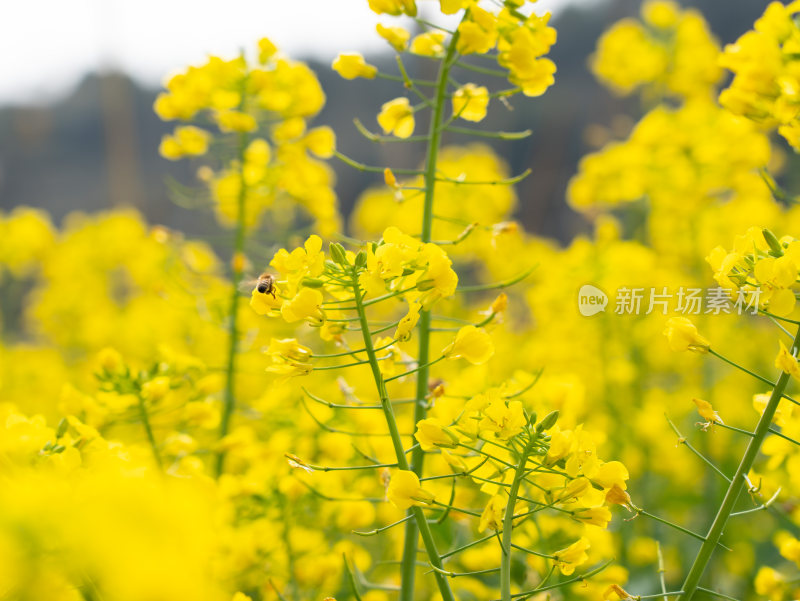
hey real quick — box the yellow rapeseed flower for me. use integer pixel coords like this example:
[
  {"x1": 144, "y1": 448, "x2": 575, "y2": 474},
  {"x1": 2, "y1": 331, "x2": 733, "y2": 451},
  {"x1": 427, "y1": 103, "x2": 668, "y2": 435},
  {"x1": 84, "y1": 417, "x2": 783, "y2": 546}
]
[
  {"x1": 377, "y1": 97, "x2": 415, "y2": 138},
  {"x1": 553, "y1": 537, "x2": 590, "y2": 575},
  {"x1": 257, "y1": 38, "x2": 278, "y2": 64},
  {"x1": 414, "y1": 418, "x2": 458, "y2": 451},
  {"x1": 215, "y1": 110, "x2": 258, "y2": 133},
  {"x1": 663, "y1": 317, "x2": 710, "y2": 353},
  {"x1": 368, "y1": 0, "x2": 417, "y2": 16},
  {"x1": 443, "y1": 326, "x2": 495, "y2": 364},
  {"x1": 478, "y1": 494, "x2": 505, "y2": 531},
  {"x1": 280, "y1": 288, "x2": 324, "y2": 324},
  {"x1": 376, "y1": 24, "x2": 410, "y2": 52},
  {"x1": 775, "y1": 340, "x2": 800, "y2": 380},
  {"x1": 304, "y1": 126, "x2": 336, "y2": 158},
  {"x1": 159, "y1": 126, "x2": 211, "y2": 160},
  {"x1": 387, "y1": 470, "x2": 434, "y2": 509},
  {"x1": 395, "y1": 302, "x2": 421, "y2": 342},
  {"x1": 410, "y1": 32, "x2": 446, "y2": 57},
  {"x1": 693, "y1": 398, "x2": 723, "y2": 425},
  {"x1": 572, "y1": 506, "x2": 612, "y2": 528},
  {"x1": 479, "y1": 400, "x2": 525, "y2": 439},
  {"x1": 452, "y1": 83, "x2": 490, "y2": 122},
  {"x1": 332, "y1": 53, "x2": 377, "y2": 80}
]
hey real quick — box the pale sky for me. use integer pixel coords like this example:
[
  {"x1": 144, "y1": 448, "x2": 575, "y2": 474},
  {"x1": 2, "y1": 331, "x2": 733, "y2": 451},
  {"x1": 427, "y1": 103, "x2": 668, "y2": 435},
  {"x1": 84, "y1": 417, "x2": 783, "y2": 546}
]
[{"x1": 0, "y1": 0, "x2": 578, "y2": 105}]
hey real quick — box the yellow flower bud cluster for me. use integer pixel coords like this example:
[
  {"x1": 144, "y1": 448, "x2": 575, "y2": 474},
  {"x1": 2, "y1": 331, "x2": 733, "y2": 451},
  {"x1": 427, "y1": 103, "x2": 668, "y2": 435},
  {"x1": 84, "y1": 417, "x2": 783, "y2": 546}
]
[
  {"x1": 0, "y1": 208, "x2": 54, "y2": 277},
  {"x1": 591, "y1": 0, "x2": 722, "y2": 99},
  {"x1": 707, "y1": 227, "x2": 800, "y2": 317},
  {"x1": 719, "y1": 1, "x2": 800, "y2": 150},
  {"x1": 154, "y1": 38, "x2": 339, "y2": 236},
  {"x1": 333, "y1": 0, "x2": 558, "y2": 133},
  {"x1": 408, "y1": 391, "x2": 628, "y2": 579},
  {"x1": 249, "y1": 227, "x2": 461, "y2": 345},
  {"x1": 568, "y1": 100, "x2": 770, "y2": 212}
]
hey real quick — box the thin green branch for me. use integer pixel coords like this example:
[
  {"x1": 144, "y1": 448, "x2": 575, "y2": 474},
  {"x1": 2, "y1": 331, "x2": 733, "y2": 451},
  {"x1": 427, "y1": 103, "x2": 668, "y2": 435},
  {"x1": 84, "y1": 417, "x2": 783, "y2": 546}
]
[
  {"x1": 354, "y1": 118, "x2": 432, "y2": 143},
  {"x1": 730, "y1": 488, "x2": 781, "y2": 517},
  {"x1": 444, "y1": 125, "x2": 532, "y2": 140},
  {"x1": 453, "y1": 60, "x2": 509, "y2": 77},
  {"x1": 634, "y1": 508, "x2": 728, "y2": 549},
  {"x1": 334, "y1": 151, "x2": 424, "y2": 175},
  {"x1": 714, "y1": 422, "x2": 755, "y2": 437},
  {"x1": 696, "y1": 587, "x2": 741, "y2": 601},
  {"x1": 510, "y1": 543, "x2": 555, "y2": 560},
  {"x1": 457, "y1": 265, "x2": 536, "y2": 292},
  {"x1": 709, "y1": 349, "x2": 800, "y2": 406},
  {"x1": 768, "y1": 426, "x2": 800, "y2": 447},
  {"x1": 665, "y1": 415, "x2": 731, "y2": 482},
  {"x1": 353, "y1": 515, "x2": 413, "y2": 536},
  {"x1": 385, "y1": 355, "x2": 445, "y2": 382},
  {"x1": 311, "y1": 339, "x2": 397, "y2": 359},
  {"x1": 343, "y1": 555, "x2": 365, "y2": 601},
  {"x1": 679, "y1": 324, "x2": 800, "y2": 600},
  {"x1": 136, "y1": 395, "x2": 163, "y2": 470},
  {"x1": 442, "y1": 532, "x2": 497, "y2": 559},
  {"x1": 509, "y1": 560, "x2": 612, "y2": 600},
  {"x1": 435, "y1": 168, "x2": 531, "y2": 186},
  {"x1": 657, "y1": 541, "x2": 669, "y2": 601},
  {"x1": 428, "y1": 565, "x2": 500, "y2": 578}
]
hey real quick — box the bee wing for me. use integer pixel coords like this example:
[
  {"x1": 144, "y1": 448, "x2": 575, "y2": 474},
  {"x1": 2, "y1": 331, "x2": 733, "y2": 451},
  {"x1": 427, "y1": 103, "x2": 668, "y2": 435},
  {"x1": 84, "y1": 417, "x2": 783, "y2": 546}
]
[{"x1": 238, "y1": 278, "x2": 259, "y2": 295}]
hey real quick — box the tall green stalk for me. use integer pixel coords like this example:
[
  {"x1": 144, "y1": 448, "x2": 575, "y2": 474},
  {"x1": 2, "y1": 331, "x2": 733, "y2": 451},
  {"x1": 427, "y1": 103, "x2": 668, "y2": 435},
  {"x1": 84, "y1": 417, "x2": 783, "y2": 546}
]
[
  {"x1": 215, "y1": 128, "x2": 249, "y2": 477},
  {"x1": 501, "y1": 441, "x2": 533, "y2": 601},
  {"x1": 137, "y1": 393, "x2": 163, "y2": 470},
  {"x1": 400, "y1": 26, "x2": 462, "y2": 601},
  {"x1": 679, "y1": 324, "x2": 800, "y2": 599},
  {"x1": 351, "y1": 272, "x2": 456, "y2": 601}
]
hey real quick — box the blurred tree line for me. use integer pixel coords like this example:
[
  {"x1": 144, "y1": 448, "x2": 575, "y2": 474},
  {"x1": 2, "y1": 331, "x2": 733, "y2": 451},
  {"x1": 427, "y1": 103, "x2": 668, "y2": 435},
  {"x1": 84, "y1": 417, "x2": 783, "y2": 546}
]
[{"x1": 0, "y1": 0, "x2": 770, "y2": 245}]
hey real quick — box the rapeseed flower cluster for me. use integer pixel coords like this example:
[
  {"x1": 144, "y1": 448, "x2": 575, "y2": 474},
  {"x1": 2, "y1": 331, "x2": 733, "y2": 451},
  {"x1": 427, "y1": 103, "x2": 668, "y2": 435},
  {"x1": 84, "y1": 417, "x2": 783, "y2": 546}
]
[
  {"x1": 155, "y1": 38, "x2": 339, "y2": 235},
  {"x1": 720, "y1": 1, "x2": 800, "y2": 150},
  {"x1": 592, "y1": 0, "x2": 721, "y2": 99}
]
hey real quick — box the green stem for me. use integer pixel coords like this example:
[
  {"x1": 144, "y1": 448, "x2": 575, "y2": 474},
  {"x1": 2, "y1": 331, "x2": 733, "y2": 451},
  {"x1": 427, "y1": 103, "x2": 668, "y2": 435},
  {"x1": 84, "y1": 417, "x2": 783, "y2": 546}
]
[
  {"x1": 137, "y1": 395, "x2": 162, "y2": 470},
  {"x1": 680, "y1": 324, "x2": 800, "y2": 600},
  {"x1": 351, "y1": 273, "x2": 455, "y2": 601},
  {"x1": 502, "y1": 439, "x2": 533, "y2": 601},
  {"x1": 215, "y1": 126, "x2": 249, "y2": 477},
  {"x1": 400, "y1": 24, "x2": 462, "y2": 601}
]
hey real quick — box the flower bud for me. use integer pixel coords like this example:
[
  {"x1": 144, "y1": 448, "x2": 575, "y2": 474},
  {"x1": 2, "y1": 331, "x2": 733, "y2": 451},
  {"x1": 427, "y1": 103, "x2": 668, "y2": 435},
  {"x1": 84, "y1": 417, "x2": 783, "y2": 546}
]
[
  {"x1": 329, "y1": 242, "x2": 348, "y2": 266},
  {"x1": 97, "y1": 347, "x2": 124, "y2": 374},
  {"x1": 536, "y1": 410, "x2": 559, "y2": 432},
  {"x1": 763, "y1": 228, "x2": 784, "y2": 257},
  {"x1": 300, "y1": 277, "x2": 324, "y2": 288},
  {"x1": 55, "y1": 417, "x2": 69, "y2": 439}
]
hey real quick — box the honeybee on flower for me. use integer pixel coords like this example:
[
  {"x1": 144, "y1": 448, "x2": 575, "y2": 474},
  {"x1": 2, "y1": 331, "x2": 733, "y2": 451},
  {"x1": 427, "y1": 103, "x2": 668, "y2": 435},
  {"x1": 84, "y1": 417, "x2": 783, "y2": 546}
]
[{"x1": 244, "y1": 271, "x2": 277, "y2": 298}]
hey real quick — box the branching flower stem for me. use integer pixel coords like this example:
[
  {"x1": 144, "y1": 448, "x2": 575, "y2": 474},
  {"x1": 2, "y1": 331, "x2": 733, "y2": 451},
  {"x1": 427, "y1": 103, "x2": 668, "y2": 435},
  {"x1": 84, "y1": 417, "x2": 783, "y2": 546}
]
[
  {"x1": 215, "y1": 126, "x2": 249, "y2": 478},
  {"x1": 351, "y1": 272, "x2": 455, "y2": 601},
  {"x1": 400, "y1": 23, "x2": 463, "y2": 601},
  {"x1": 502, "y1": 438, "x2": 534, "y2": 601},
  {"x1": 136, "y1": 394, "x2": 162, "y2": 470},
  {"x1": 679, "y1": 324, "x2": 800, "y2": 599}
]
